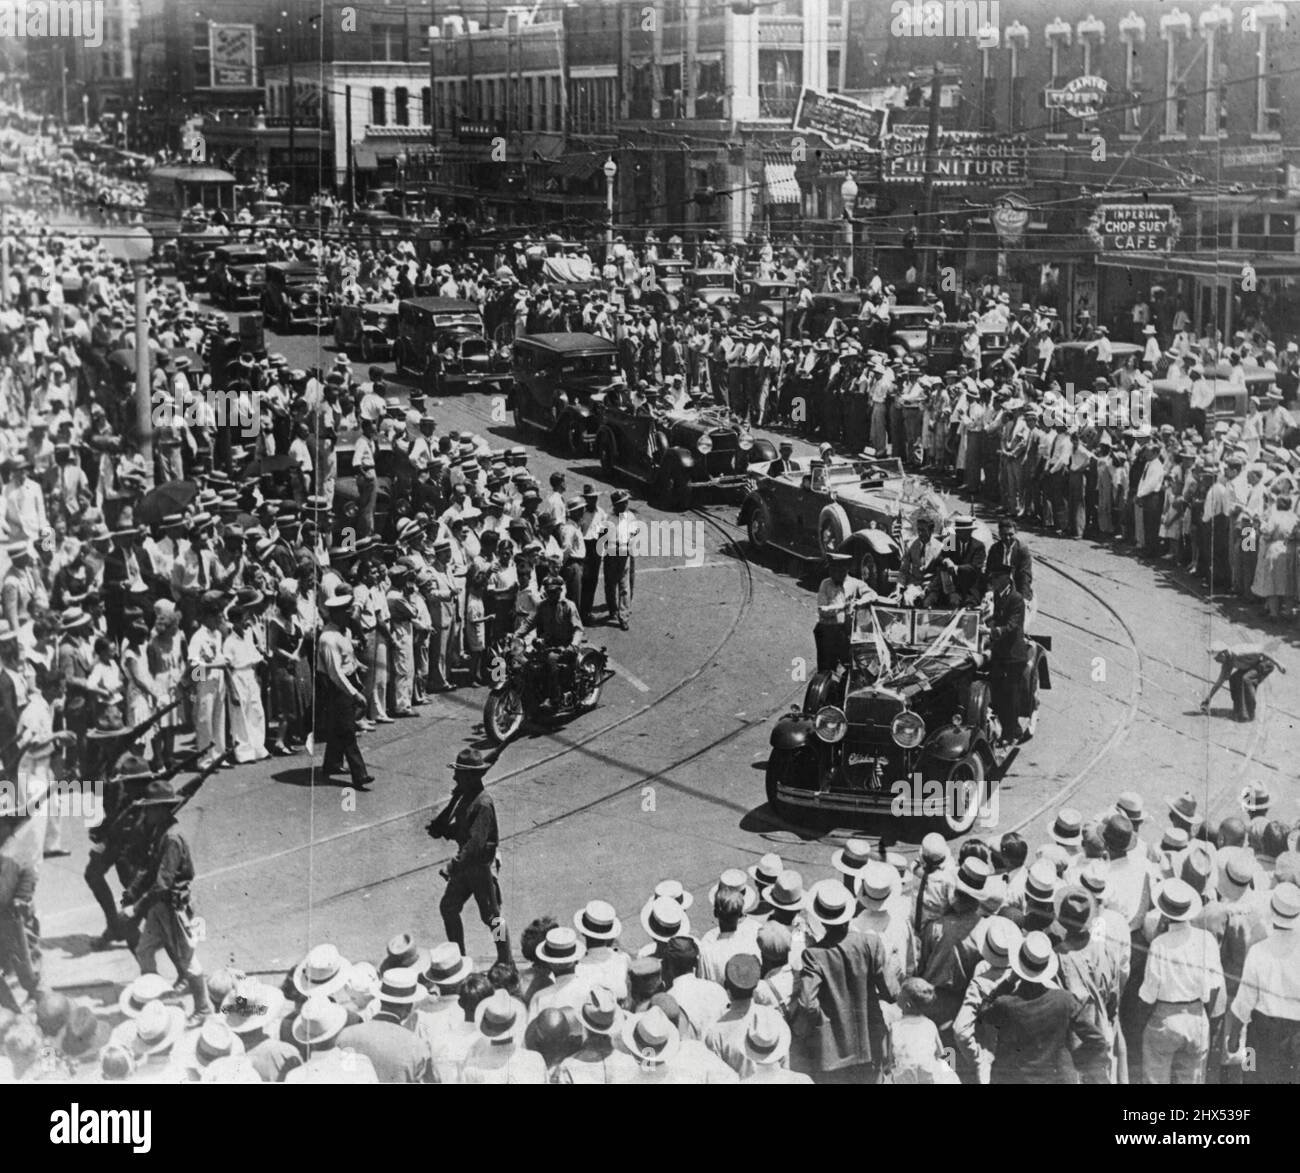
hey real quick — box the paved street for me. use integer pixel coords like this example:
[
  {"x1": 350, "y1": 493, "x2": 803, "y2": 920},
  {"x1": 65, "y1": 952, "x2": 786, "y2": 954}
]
[{"x1": 40, "y1": 313, "x2": 1298, "y2": 994}]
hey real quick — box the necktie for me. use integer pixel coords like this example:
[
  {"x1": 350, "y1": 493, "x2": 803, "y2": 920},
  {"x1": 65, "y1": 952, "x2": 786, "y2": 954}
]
[{"x1": 197, "y1": 553, "x2": 208, "y2": 589}]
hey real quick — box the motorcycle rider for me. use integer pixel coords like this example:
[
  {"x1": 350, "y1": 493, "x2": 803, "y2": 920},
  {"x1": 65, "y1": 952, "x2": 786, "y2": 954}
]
[{"x1": 518, "y1": 575, "x2": 585, "y2": 705}]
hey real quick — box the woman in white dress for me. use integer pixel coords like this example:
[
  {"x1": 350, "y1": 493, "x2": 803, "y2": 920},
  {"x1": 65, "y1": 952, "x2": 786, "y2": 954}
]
[
  {"x1": 121, "y1": 619, "x2": 163, "y2": 764},
  {"x1": 224, "y1": 594, "x2": 269, "y2": 763},
  {"x1": 1251, "y1": 493, "x2": 1298, "y2": 619}
]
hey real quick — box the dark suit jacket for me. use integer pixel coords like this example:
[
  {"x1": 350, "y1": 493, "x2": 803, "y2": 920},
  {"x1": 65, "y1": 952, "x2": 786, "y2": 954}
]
[
  {"x1": 948, "y1": 534, "x2": 987, "y2": 575},
  {"x1": 791, "y1": 928, "x2": 897, "y2": 1073},
  {"x1": 989, "y1": 585, "x2": 1029, "y2": 663},
  {"x1": 986, "y1": 537, "x2": 1034, "y2": 599}
]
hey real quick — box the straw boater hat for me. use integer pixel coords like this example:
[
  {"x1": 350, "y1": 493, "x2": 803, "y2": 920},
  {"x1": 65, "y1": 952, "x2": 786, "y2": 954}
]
[
  {"x1": 748, "y1": 853, "x2": 784, "y2": 891},
  {"x1": 377, "y1": 967, "x2": 424, "y2": 1006},
  {"x1": 1154, "y1": 878, "x2": 1202, "y2": 923},
  {"x1": 117, "y1": 972, "x2": 176, "y2": 1018},
  {"x1": 707, "y1": 868, "x2": 759, "y2": 915},
  {"x1": 980, "y1": 916, "x2": 1023, "y2": 970},
  {"x1": 292, "y1": 943, "x2": 352, "y2": 999},
  {"x1": 831, "y1": 838, "x2": 876, "y2": 879},
  {"x1": 1047, "y1": 808, "x2": 1084, "y2": 847},
  {"x1": 170, "y1": 1018, "x2": 246, "y2": 1073},
  {"x1": 641, "y1": 896, "x2": 691, "y2": 942},
  {"x1": 474, "y1": 989, "x2": 524, "y2": 1044},
  {"x1": 112, "y1": 999, "x2": 186, "y2": 1058},
  {"x1": 1009, "y1": 930, "x2": 1060, "y2": 985},
  {"x1": 420, "y1": 942, "x2": 474, "y2": 992},
  {"x1": 1269, "y1": 883, "x2": 1300, "y2": 931},
  {"x1": 804, "y1": 879, "x2": 855, "y2": 927},
  {"x1": 574, "y1": 899, "x2": 623, "y2": 941},
  {"x1": 648, "y1": 878, "x2": 693, "y2": 911},
  {"x1": 856, "y1": 860, "x2": 901, "y2": 910},
  {"x1": 761, "y1": 870, "x2": 806, "y2": 913}
]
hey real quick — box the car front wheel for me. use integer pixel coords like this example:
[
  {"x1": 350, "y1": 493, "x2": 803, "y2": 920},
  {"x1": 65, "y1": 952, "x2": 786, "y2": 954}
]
[
  {"x1": 935, "y1": 752, "x2": 985, "y2": 836},
  {"x1": 747, "y1": 500, "x2": 773, "y2": 555}
]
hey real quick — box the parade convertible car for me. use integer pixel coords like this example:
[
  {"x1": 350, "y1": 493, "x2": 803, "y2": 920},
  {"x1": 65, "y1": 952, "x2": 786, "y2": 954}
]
[
  {"x1": 595, "y1": 385, "x2": 777, "y2": 509},
  {"x1": 765, "y1": 604, "x2": 1050, "y2": 834},
  {"x1": 740, "y1": 458, "x2": 993, "y2": 593}
]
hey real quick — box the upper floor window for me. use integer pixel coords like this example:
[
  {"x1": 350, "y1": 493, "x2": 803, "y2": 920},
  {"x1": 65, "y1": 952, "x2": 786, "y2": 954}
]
[{"x1": 370, "y1": 87, "x2": 386, "y2": 127}]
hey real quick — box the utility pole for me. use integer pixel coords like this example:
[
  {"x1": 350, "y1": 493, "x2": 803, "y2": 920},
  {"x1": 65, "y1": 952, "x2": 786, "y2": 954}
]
[
  {"x1": 345, "y1": 83, "x2": 355, "y2": 210},
  {"x1": 917, "y1": 62, "x2": 945, "y2": 286},
  {"x1": 287, "y1": 47, "x2": 296, "y2": 200}
]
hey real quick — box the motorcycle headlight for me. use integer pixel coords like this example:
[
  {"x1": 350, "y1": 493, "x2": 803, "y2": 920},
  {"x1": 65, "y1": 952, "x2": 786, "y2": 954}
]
[
  {"x1": 891, "y1": 710, "x2": 926, "y2": 749},
  {"x1": 696, "y1": 433, "x2": 713, "y2": 455},
  {"x1": 737, "y1": 432, "x2": 754, "y2": 451},
  {"x1": 814, "y1": 705, "x2": 848, "y2": 743}
]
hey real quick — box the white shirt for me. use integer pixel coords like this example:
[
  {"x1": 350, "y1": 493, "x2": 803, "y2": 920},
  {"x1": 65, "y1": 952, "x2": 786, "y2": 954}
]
[
  {"x1": 1231, "y1": 930, "x2": 1300, "y2": 1023},
  {"x1": 1139, "y1": 922, "x2": 1224, "y2": 1005}
]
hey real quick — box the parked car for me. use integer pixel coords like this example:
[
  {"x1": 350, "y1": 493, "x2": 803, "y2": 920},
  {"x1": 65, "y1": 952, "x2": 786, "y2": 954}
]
[
  {"x1": 1048, "y1": 340, "x2": 1144, "y2": 389},
  {"x1": 333, "y1": 300, "x2": 397, "y2": 362},
  {"x1": 393, "y1": 297, "x2": 504, "y2": 393},
  {"x1": 332, "y1": 432, "x2": 402, "y2": 541},
  {"x1": 737, "y1": 278, "x2": 798, "y2": 334},
  {"x1": 687, "y1": 268, "x2": 740, "y2": 319},
  {"x1": 739, "y1": 458, "x2": 993, "y2": 594},
  {"x1": 510, "y1": 332, "x2": 625, "y2": 453},
  {"x1": 887, "y1": 304, "x2": 943, "y2": 358},
  {"x1": 209, "y1": 243, "x2": 268, "y2": 310},
  {"x1": 926, "y1": 322, "x2": 1010, "y2": 376},
  {"x1": 594, "y1": 383, "x2": 777, "y2": 509},
  {"x1": 261, "y1": 262, "x2": 330, "y2": 333},
  {"x1": 765, "y1": 604, "x2": 1049, "y2": 834},
  {"x1": 1152, "y1": 360, "x2": 1274, "y2": 425},
  {"x1": 804, "y1": 291, "x2": 867, "y2": 339}
]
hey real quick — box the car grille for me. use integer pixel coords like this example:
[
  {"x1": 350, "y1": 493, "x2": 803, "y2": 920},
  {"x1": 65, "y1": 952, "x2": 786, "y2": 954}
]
[{"x1": 845, "y1": 692, "x2": 904, "y2": 733}]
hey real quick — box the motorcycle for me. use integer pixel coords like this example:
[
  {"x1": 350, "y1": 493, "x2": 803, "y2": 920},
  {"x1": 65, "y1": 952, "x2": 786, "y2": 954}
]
[{"x1": 482, "y1": 637, "x2": 613, "y2": 745}]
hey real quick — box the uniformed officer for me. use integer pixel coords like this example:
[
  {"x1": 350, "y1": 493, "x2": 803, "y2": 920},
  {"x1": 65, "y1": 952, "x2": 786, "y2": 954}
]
[
  {"x1": 434, "y1": 749, "x2": 512, "y2": 965},
  {"x1": 520, "y1": 575, "x2": 584, "y2": 702},
  {"x1": 121, "y1": 778, "x2": 214, "y2": 1025},
  {"x1": 86, "y1": 753, "x2": 155, "y2": 951},
  {"x1": 316, "y1": 587, "x2": 373, "y2": 790}
]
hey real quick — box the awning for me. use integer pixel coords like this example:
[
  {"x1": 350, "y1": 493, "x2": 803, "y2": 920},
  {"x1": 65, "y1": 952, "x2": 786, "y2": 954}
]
[
  {"x1": 1096, "y1": 251, "x2": 1300, "y2": 284},
  {"x1": 543, "y1": 155, "x2": 603, "y2": 181},
  {"x1": 764, "y1": 161, "x2": 801, "y2": 205},
  {"x1": 352, "y1": 140, "x2": 425, "y2": 171}
]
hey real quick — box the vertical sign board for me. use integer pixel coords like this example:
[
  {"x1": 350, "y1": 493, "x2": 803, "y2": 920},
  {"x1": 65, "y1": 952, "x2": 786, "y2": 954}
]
[{"x1": 209, "y1": 23, "x2": 257, "y2": 89}]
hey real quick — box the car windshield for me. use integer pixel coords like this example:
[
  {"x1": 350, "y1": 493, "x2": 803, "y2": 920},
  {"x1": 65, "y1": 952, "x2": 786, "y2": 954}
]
[
  {"x1": 433, "y1": 313, "x2": 480, "y2": 328},
  {"x1": 851, "y1": 605, "x2": 980, "y2": 650}
]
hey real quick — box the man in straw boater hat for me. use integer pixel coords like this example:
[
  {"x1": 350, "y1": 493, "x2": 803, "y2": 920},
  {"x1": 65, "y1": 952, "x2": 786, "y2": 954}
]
[
  {"x1": 1226, "y1": 881, "x2": 1300, "y2": 1084},
  {"x1": 976, "y1": 929, "x2": 1110, "y2": 1085},
  {"x1": 430, "y1": 748, "x2": 512, "y2": 966},
  {"x1": 316, "y1": 584, "x2": 373, "y2": 791},
  {"x1": 119, "y1": 777, "x2": 214, "y2": 1026},
  {"x1": 1136, "y1": 877, "x2": 1224, "y2": 1085},
  {"x1": 335, "y1": 966, "x2": 439, "y2": 1083},
  {"x1": 790, "y1": 879, "x2": 898, "y2": 1083}
]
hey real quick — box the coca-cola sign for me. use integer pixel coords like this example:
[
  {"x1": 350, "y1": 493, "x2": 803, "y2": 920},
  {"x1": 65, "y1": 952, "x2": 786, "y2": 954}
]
[{"x1": 991, "y1": 193, "x2": 1031, "y2": 248}]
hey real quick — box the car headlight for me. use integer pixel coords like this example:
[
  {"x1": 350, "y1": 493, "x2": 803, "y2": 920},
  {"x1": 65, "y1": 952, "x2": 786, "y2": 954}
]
[
  {"x1": 814, "y1": 705, "x2": 848, "y2": 743},
  {"x1": 891, "y1": 710, "x2": 926, "y2": 749},
  {"x1": 697, "y1": 433, "x2": 713, "y2": 455},
  {"x1": 737, "y1": 432, "x2": 754, "y2": 451}
]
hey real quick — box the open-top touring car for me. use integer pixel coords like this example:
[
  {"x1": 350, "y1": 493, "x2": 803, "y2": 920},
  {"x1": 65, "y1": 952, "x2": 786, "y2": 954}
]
[
  {"x1": 595, "y1": 384, "x2": 777, "y2": 509},
  {"x1": 740, "y1": 458, "x2": 993, "y2": 592},
  {"x1": 766, "y1": 603, "x2": 1050, "y2": 835}
]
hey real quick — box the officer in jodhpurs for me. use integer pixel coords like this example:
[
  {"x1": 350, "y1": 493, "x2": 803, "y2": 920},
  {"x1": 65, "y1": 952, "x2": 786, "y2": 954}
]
[
  {"x1": 986, "y1": 569, "x2": 1030, "y2": 746},
  {"x1": 120, "y1": 778, "x2": 213, "y2": 1024},
  {"x1": 85, "y1": 753, "x2": 156, "y2": 951},
  {"x1": 432, "y1": 749, "x2": 512, "y2": 964}
]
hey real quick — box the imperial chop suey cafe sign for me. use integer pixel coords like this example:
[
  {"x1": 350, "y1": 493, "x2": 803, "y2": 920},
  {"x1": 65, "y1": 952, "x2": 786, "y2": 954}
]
[{"x1": 1086, "y1": 203, "x2": 1183, "y2": 253}]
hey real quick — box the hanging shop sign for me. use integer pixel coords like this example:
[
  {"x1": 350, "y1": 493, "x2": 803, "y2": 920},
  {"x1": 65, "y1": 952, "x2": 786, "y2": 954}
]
[
  {"x1": 792, "y1": 88, "x2": 888, "y2": 150},
  {"x1": 883, "y1": 129, "x2": 1029, "y2": 187},
  {"x1": 991, "y1": 192, "x2": 1032, "y2": 248},
  {"x1": 1044, "y1": 75, "x2": 1108, "y2": 120},
  {"x1": 1086, "y1": 202, "x2": 1183, "y2": 253},
  {"x1": 208, "y1": 23, "x2": 257, "y2": 90},
  {"x1": 1219, "y1": 144, "x2": 1284, "y2": 169}
]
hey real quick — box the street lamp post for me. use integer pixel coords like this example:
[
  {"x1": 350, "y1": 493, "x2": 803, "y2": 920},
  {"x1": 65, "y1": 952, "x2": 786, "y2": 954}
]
[
  {"x1": 105, "y1": 223, "x2": 156, "y2": 490},
  {"x1": 603, "y1": 156, "x2": 617, "y2": 264},
  {"x1": 840, "y1": 172, "x2": 858, "y2": 282}
]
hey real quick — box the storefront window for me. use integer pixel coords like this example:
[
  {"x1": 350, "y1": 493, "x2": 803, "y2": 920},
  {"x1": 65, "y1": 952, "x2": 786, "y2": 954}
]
[
  {"x1": 1267, "y1": 213, "x2": 1296, "y2": 253},
  {"x1": 1238, "y1": 214, "x2": 1267, "y2": 254}
]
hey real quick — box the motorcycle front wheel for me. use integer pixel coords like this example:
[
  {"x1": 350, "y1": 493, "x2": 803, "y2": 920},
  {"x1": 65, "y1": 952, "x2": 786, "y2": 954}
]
[
  {"x1": 483, "y1": 685, "x2": 526, "y2": 745},
  {"x1": 574, "y1": 658, "x2": 605, "y2": 710}
]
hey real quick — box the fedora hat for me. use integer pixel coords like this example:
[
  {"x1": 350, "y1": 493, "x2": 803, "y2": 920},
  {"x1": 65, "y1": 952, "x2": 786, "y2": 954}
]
[
  {"x1": 1218, "y1": 847, "x2": 1257, "y2": 893},
  {"x1": 421, "y1": 942, "x2": 474, "y2": 991},
  {"x1": 1047, "y1": 808, "x2": 1084, "y2": 847},
  {"x1": 1116, "y1": 791, "x2": 1145, "y2": 825},
  {"x1": 980, "y1": 917, "x2": 1023, "y2": 969},
  {"x1": 641, "y1": 896, "x2": 691, "y2": 942},
  {"x1": 291, "y1": 943, "x2": 351, "y2": 998},
  {"x1": 742, "y1": 1005, "x2": 792, "y2": 1067},
  {"x1": 1054, "y1": 885, "x2": 1096, "y2": 933},
  {"x1": 856, "y1": 860, "x2": 901, "y2": 909},
  {"x1": 622, "y1": 1006, "x2": 681, "y2": 1066},
  {"x1": 117, "y1": 972, "x2": 175, "y2": 1018},
  {"x1": 377, "y1": 966, "x2": 424, "y2": 1005},
  {"x1": 135, "y1": 778, "x2": 182, "y2": 808},
  {"x1": 172, "y1": 1018, "x2": 245, "y2": 1072},
  {"x1": 707, "y1": 868, "x2": 758, "y2": 915},
  {"x1": 116, "y1": 1000, "x2": 186, "y2": 1057},
  {"x1": 290, "y1": 995, "x2": 349, "y2": 1047},
  {"x1": 1166, "y1": 791, "x2": 1204, "y2": 829},
  {"x1": 1078, "y1": 859, "x2": 1112, "y2": 903},
  {"x1": 220, "y1": 978, "x2": 286, "y2": 1035},
  {"x1": 748, "y1": 853, "x2": 784, "y2": 890},
  {"x1": 649, "y1": 879, "x2": 693, "y2": 911},
  {"x1": 804, "y1": 879, "x2": 854, "y2": 927},
  {"x1": 574, "y1": 899, "x2": 623, "y2": 941},
  {"x1": 474, "y1": 989, "x2": 523, "y2": 1043},
  {"x1": 761, "y1": 870, "x2": 806, "y2": 913},
  {"x1": 535, "y1": 926, "x2": 586, "y2": 968},
  {"x1": 579, "y1": 986, "x2": 621, "y2": 1037},
  {"x1": 831, "y1": 838, "x2": 876, "y2": 878},
  {"x1": 1101, "y1": 813, "x2": 1138, "y2": 855},
  {"x1": 1009, "y1": 931, "x2": 1060, "y2": 985},
  {"x1": 1155, "y1": 878, "x2": 1202, "y2": 923},
  {"x1": 451, "y1": 747, "x2": 491, "y2": 773},
  {"x1": 379, "y1": 932, "x2": 429, "y2": 976}
]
